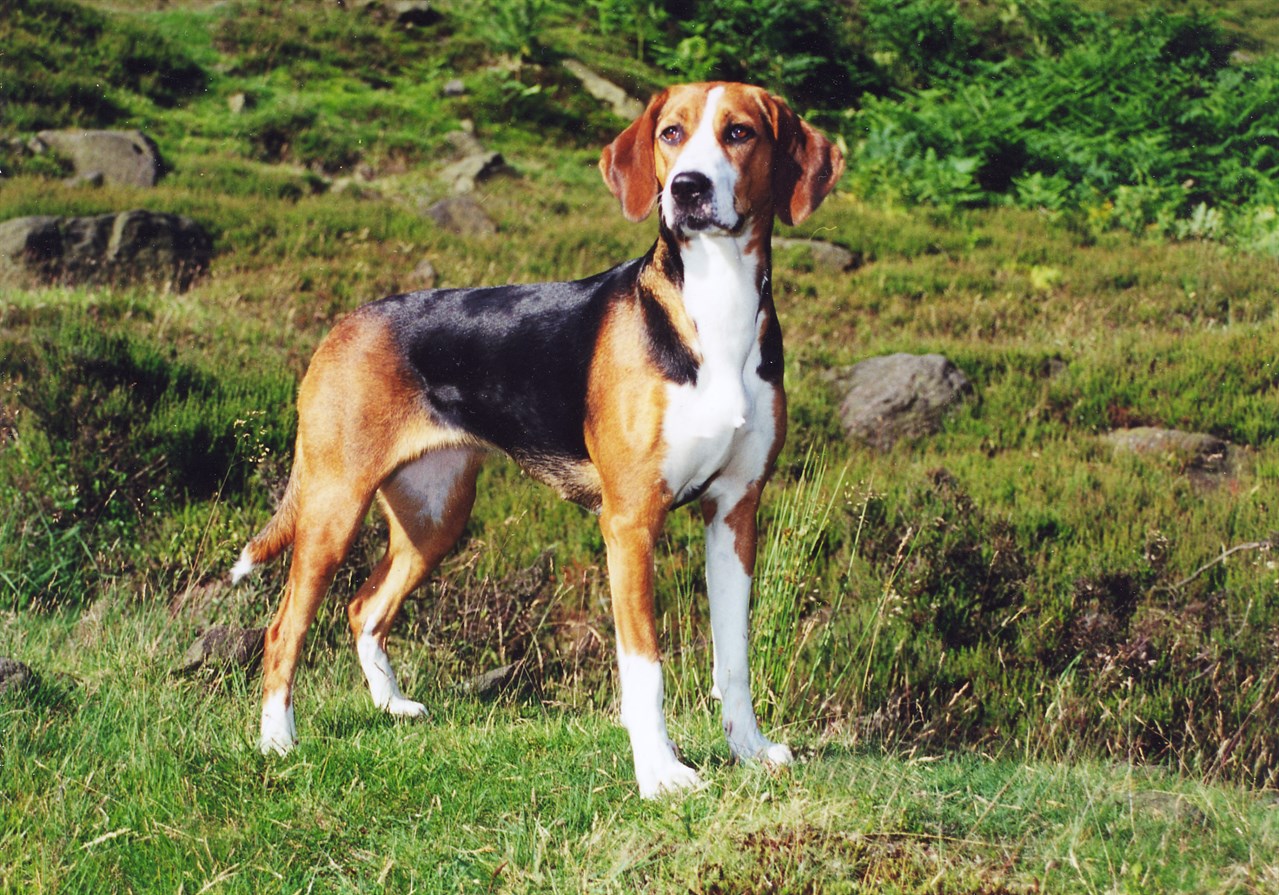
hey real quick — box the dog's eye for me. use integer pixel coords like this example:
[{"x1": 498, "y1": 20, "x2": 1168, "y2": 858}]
[
  {"x1": 725, "y1": 124, "x2": 755, "y2": 144},
  {"x1": 660, "y1": 124, "x2": 685, "y2": 145}
]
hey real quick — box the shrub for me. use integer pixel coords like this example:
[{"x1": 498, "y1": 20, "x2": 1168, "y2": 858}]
[
  {"x1": 0, "y1": 0, "x2": 206, "y2": 130},
  {"x1": 0, "y1": 320, "x2": 295, "y2": 609},
  {"x1": 847, "y1": 5, "x2": 1279, "y2": 250}
]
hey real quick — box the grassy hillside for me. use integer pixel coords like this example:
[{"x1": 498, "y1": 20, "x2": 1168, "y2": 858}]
[
  {"x1": 5, "y1": 606, "x2": 1279, "y2": 893},
  {"x1": 3, "y1": 1, "x2": 1279, "y2": 890}
]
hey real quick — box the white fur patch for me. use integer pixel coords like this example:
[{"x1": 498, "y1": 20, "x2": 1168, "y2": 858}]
[
  {"x1": 705, "y1": 511, "x2": 791, "y2": 764},
  {"x1": 661, "y1": 235, "x2": 766, "y2": 500},
  {"x1": 660, "y1": 86, "x2": 738, "y2": 233},
  {"x1": 386, "y1": 448, "x2": 475, "y2": 526},
  {"x1": 357, "y1": 630, "x2": 426, "y2": 717},
  {"x1": 259, "y1": 689, "x2": 296, "y2": 756},
  {"x1": 230, "y1": 547, "x2": 255, "y2": 585},
  {"x1": 617, "y1": 651, "x2": 703, "y2": 798}
]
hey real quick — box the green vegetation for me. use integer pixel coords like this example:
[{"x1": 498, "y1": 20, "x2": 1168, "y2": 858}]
[
  {"x1": 5, "y1": 605, "x2": 1279, "y2": 892},
  {"x1": 3, "y1": 0, "x2": 1279, "y2": 890}
]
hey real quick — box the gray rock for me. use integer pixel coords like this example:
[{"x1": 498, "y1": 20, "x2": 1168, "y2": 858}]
[
  {"x1": 423, "y1": 195, "x2": 497, "y2": 236},
  {"x1": 440, "y1": 150, "x2": 507, "y2": 194},
  {"x1": 35, "y1": 129, "x2": 163, "y2": 188},
  {"x1": 773, "y1": 237, "x2": 862, "y2": 272},
  {"x1": 0, "y1": 210, "x2": 212, "y2": 292},
  {"x1": 64, "y1": 170, "x2": 105, "y2": 189},
  {"x1": 1103, "y1": 427, "x2": 1240, "y2": 484},
  {"x1": 836, "y1": 353, "x2": 973, "y2": 451},
  {"x1": 356, "y1": 0, "x2": 441, "y2": 26},
  {"x1": 442, "y1": 79, "x2": 468, "y2": 98},
  {"x1": 175, "y1": 626, "x2": 265, "y2": 676},
  {"x1": 443, "y1": 124, "x2": 484, "y2": 157},
  {"x1": 562, "y1": 59, "x2": 644, "y2": 119},
  {"x1": 410, "y1": 257, "x2": 438, "y2": 289},
  {"x1": 0, "y1": 657, "x2": 35, "y2": 696},
  {"x1": 460, "y1": 663, "x2": 518, "y2": 699}
]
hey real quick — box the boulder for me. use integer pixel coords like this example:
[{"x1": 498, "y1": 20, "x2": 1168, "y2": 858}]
[
  {"x1": 773, "y1": 237, "x2": 863, "y2": 272},
  {"x1": 1103, "y1": 427, "x2": 1240, "y2": 485},
  {"x1": 355, "y1": 0, "x2": 442, "y2": 27},
  {"x1": 34, "y1": 129, "x2": 163, "y2": 188},
  {"x1": 562, "y1": 60, "x2": 644, "y2": 119},
  {"x1": 835, "y1": 353, "x2": 973, "y2": 451},
  {"x1": 409, "y1": 257, "x2": 438, "y2": 289},
  {"x1": 0, "y1": 657, "x2": 35, "y2": 696},
  {"x1": 460, "y1": 663, "x2": 519, "y2": 699},
  {"x1": 423, "y1": 195, "x2": 497, "y2": 236},
  {"x1": 0, "y1": 210, "x2": 212, "y2": 292},
  {"x1": 175, "y1": 626, "x2": 265, "y2": 676},
  {"x1": 440, "y1": 150, "x2": 507, "y2": 194}
]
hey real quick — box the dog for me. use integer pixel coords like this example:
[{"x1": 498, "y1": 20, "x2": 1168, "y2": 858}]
[{"x1": 231, "y1": 82, "x2": 844, "y2": 798}]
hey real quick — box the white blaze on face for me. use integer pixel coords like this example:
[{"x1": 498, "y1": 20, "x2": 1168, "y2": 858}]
[{"x1": 659, "y1": 86, "x2": 740, "y2": 233}]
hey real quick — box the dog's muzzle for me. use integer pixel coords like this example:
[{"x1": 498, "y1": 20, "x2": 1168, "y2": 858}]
[{"x1": 668, "y1": 171, "x2": 740, "y2": 235}]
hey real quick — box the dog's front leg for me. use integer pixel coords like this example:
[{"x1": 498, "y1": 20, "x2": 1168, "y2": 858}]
[
  {"x1": 600, "y1": 504, "x2": 703, "y2": 798},
  {"x1": 702, "y1": 483, "x2": 794, "y2": 766}
]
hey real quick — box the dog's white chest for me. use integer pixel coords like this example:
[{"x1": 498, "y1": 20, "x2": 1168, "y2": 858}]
[{"x1": 660, "y1": 237, "x2": 768, "y2": 499}]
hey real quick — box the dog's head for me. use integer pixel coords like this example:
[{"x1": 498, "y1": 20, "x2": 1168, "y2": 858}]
[{"x1": 599, "y1": 82, "x2": 844, "y2": 237}]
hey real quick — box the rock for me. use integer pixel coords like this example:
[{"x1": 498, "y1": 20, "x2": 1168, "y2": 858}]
[
  {"x1": 175, "y1": 626, "x2": 265, "y2": 676},
  {"x1": 423, "y1": 195, "x2": 497, "y2": 236},
  {"x1": 440, "y1": 150, "x2": 507, "y2": 194},
  {"x1": 562, "y1": 59, "x2": 644, "y2": 119},
  {"x1": 227, "y1": 92, "x2": 249, "y2": 114},
  {"x1": 835, "y1": 353, "x2": 973, "y2": 451},
  {"x1": 410, "y1": 257, "x2": 438, "y2": 289},
  {"x1": 64, "y1": 171, "x2": 105, "y2": 189},
  {"x1": 0, "y1": 657, "x2": 35, "y2": 696},
  {"x1": 0, "y1": 210, "x2": 212, "y2": 292},
  {"x1": 460, "y1": 663, "x2": 518, "y2": 699},
  {"x1": 443, "y1": 123, "x2": 484, "y2": 157},
  {"x1": 35, "y1": 129, "x2": 163, "y2": 188},
  {"x1": 442, "y1": 78, "x2": 468, "y2": 98},
  {"x1": 1103, "y1": 427, "x2": 1240, "y2": 485},
  {"x1": 773, "y1": 237, "x2": 862, "y2": 272},
  {"x1": 356, "y1": 0, "x2": 442, "y2": 27}
]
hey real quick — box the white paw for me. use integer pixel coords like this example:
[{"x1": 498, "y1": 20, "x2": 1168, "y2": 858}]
[
  {"x1": 727, "y1": 728, "x2": 793, "y2": 767},
  {"x1": 259, "y1": 691, "x2": 296, "y2": 755},
  {"x1": 761, "y1": 741, "x2": 794, "y2": 765},
  {"x1": 259, "y1": 730, "x2": 296, "y2": 756},
  {"x1": 634, "y1": 750, "x2": 704, "y2": 799},
  {"x1": 385, "y1": 696, "x2": 427, "y2": 718}
]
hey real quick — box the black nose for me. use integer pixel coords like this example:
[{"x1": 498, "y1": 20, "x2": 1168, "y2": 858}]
[{"x1": 669, "y1": 171, "x2": 712, "y2": 205}]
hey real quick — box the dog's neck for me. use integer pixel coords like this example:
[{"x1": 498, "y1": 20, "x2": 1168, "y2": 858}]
[{"x1": 644, "y1": 216, "x2": 774, "y2": 370}]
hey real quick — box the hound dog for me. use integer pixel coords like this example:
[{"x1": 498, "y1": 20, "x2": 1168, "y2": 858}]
[{"x1": 231, "y1": 82, "x2": 844, "y2": 798}]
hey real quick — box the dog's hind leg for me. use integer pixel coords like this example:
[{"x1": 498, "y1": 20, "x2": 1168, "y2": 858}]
[
  {"x1": 260, "y1": 478, "x2": 375, "y2": 755},
  {"x1": 347, "y1": 448, "x2": 483, "y2": 719}
]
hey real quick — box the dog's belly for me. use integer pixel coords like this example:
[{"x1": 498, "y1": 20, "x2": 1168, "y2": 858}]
[{"x1": 515, "y1": 454, "x2": 603, "y2": 511}]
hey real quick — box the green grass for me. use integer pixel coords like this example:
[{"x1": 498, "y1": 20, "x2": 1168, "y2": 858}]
[
  {"x1": 5, "y1": 0, "x2": 1279, "y2": 889},
  {"x1": 5, "y1": 603, "x2": 1279, "y2": 894}
]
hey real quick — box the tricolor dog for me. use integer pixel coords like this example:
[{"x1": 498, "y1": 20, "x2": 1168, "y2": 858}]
[{"x1": 232, "y1": 82, "x2": 844, "y2": 797}]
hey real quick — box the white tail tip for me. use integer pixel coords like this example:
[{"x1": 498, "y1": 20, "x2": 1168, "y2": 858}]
[{"x1": 230, "y1": 548, "x2": 255, "y2": 585}]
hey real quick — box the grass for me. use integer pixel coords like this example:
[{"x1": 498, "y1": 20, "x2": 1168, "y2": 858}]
[
  {"x1": 4, "y1": 0, "x2": 1279, "y2": 889},
  {"x1": 5, "y1": 602, "x2": 1279, "y2": 894}
]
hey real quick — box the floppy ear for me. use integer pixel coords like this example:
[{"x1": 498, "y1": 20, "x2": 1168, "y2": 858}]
[
  {"x1": 769, "y1": 96, "x2": 845, "y2": 226},
  {"x1": 599, "y1": 89, "x2": 668, "y2": 223}
]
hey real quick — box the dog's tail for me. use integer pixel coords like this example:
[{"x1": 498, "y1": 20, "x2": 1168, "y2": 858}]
[{"x1": 230, "y1": 467, "x2": 301, "y2": 584}]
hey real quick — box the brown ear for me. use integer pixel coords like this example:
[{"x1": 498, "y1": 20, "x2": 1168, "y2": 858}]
[
  {"x1": 770, "y1": 97, "x2": 845, "y2": 226},
  {"x1": 599, "y1": 89, "x2": 668, "y2": 222}
]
